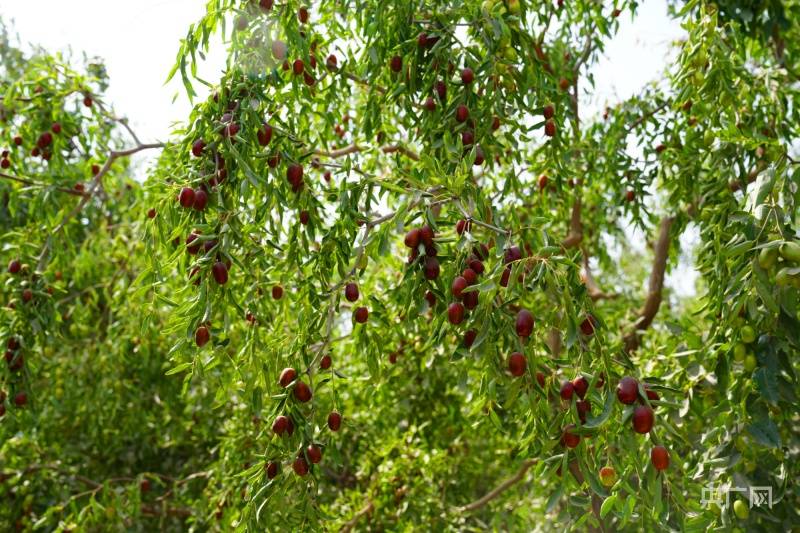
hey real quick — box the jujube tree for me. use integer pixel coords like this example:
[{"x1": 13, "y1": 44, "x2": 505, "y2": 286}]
[{"x1": 1, "y1": 0, "x2": 799, "y2": 531}]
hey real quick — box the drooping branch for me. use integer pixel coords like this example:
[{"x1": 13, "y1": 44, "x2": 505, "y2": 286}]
[
  {"x1": 623, "y1": 216, "x2": 675, "y2": 352},
  {"x1": 310, "y1": 192, "x2": 438, "y2": 370},
  {"x1": 456, "y1": 459, "x2": 537, "y2": 513}
]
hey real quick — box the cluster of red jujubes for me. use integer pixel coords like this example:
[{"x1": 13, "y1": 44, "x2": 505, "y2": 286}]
[
  {"x1": 6, "y1": 253, "x2": 60, "y2": 309},
  {"x1": 404, "y1": 224, "x2": 440, "y2": 279},
  {"x1": 267, "y1": 362, "x2": 341, "y2": 478},
  {"x1": 1, "y1": 336, "x2": 28, "y2": 416},
  {"x1": 506, "y1": 308, "x2": 535, "y2": 377},
  {"x1": 554, "y1": 317, "x2": 603, "y2": 447},
  {"x1": 182, "y1": 107, "x2": 282, "y2": 345},
  {"x1": 616, "y1": 376, "x2": 668, "y2": 468},
  {"x1": 559, "y1": 375, "x2": 668, "y2": 471},
  {"x1": 559, "y1": 374, "x2": 669, "y2": 471},
  {"x1": 4, "y1": 121, "x2": 66, "y2": 165},
  {"x1": 5, "y1": 119, "x2": 101, "y2": 193},
  {"x1": 447, "y1": 238, "x2": 488, "y2": 324}
]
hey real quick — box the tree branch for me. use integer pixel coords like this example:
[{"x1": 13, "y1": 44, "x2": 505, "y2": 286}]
[
  {"x1": 3, "y1": 463, "x2": 204, "y2": 521},
  {"x1": 568, "y1": 461, "x2": 605, "y2": 532},
  {"x1": 626, "y1": 100, "x2": 670, "y2": 134},
  {"x1": 314, "y1": 143, "x2": 419, "y2": 161},
  {"x1": 141, "y1": 504, "x2": 193, "y2": 518},
  {"x1": 561, "y1": 197, "x2": 583, "y2": 249},
  {"x1": 456, "y1": 459, "x2": 537, "y2": 513},
  {"x1": 343, "y1": 71, "x2": 386, "y2": 95},
  {"x1": 340, "y1": 500, "x2": 374, "y2": 533},
  {"x1": 623, "y1": 216, "x2": 675, "y2": 352},
  {"x1": 728, "y1": 161, "x2": 767, "y2": 192},
  {"x1": 0, "y1": 171, "x2": 86, "y2": 196},
  {"x1": 53, "y1": 142, "x2": 164, "y2": 235},
  {"x1": 36, "y1": 141, "x2": 165, "y2": 270},
  {"x1": 580, "y1": 249, "x2": 617, "y2": 300},
  {"x1": 572, "y1": 27, "x2": 596, "y2": 75},
  {"x1": 380, "y1": 144, "x2": 420, "y2": 161}
]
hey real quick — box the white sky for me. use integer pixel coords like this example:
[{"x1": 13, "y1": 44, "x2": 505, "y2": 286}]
[{"x1": 1, "y1": 0, "x2": 695, "y2": 296}]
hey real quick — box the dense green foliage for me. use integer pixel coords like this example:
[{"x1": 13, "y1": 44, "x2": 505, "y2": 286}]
[{"x1": 1, "y1": 0, "x2": 799, "y2": 531}]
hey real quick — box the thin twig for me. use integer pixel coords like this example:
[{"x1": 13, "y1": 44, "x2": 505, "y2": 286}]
[
  {"x1": 0, "y1": 171, "x2": 86, "y2": 196},
  {"x1": 457, "y1": 459, "x2": 537, "y2": 512},
  {"x1": 626, "y1": 100, "x2": 670, "y2": 133},
  {"x1": 315, "y1": 143, "x2": 420, "y2": 161},
  {"x1": 340, "y1": 500, "x2": 374, "y2": 533},
  {"x1": 572, "y1": 26, "x2": 596, "y2": 74}
]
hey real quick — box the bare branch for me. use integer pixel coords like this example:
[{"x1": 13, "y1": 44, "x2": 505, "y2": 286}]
[
  {"x1": 36, "y1": 141, "x2": 164, "y2": 271},
  {"x1": 315, "y1": 144, "x2": 363, "y2": 159},
  {"x1": 623, "y1": 216, "x2": 675, "y2": 352},
  {"x1": 561, "y1": 198, "x2": 583, "y2": 249},
  {"x1": 53, "y1": 142, "x2": 164, "y2": 233},
  {"x1": 314, "y1": 143, "x2": 420, "y2": 162},
  {"x1": 94, "y1": 98, "x2": 143, "y2": 146},
  {"x1": 457, "y1": 459, "x2": 537, "y2": 512},
  {"x1": 340, "y1": 501, "x2": 374, "y2": 533},
  {"x1": 580, "y1": 249, "x2": 617, "y2": 301},
  {"x1": 380, "y1": 144, "x2": 420, "y2": 161},
  {"x1": 626, "y1": 100, "x2": 670, "y2": 134},
  {"x1": 572, "y1": 28, "x2": 596, "y2": 74}
]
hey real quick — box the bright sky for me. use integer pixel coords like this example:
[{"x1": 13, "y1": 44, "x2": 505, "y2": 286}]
[
  {"x1": 1, "y1": 0, "x2": 683, "y2": 143},
  {"x1": 0, "y1": 0, "x2": 695, "y2": 296}
]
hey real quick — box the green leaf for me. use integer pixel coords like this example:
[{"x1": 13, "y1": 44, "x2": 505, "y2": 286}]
[
  {"x1": 753, "y1": 367, "x2": 779, "y2": 404},
  {"x1": 747, "y1": 417, "x2": 781, "y2": 448},
  {"x1": 546, "y1": 484, "x2": 565, "y2": 514},
  {"x1": 584, "y1": 393, "x2": 614, "y2": 429},
  {"x1": 165, "y1": 362, "x2": 192, "y2": 375},
  {"x1": 600, "y1": 494, "x2": 617, "y2": 518}
]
